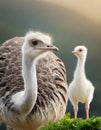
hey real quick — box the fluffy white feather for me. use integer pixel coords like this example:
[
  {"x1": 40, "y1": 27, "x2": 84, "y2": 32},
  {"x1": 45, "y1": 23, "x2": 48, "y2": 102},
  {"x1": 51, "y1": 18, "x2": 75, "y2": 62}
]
[{"x1": 68, "y1": 45, "x2": 95, "y2": 119}]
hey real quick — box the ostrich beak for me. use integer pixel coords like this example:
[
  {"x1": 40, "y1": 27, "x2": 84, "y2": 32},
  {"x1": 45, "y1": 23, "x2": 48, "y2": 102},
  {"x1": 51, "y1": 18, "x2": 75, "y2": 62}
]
[
  {"x1": 37, "y1": 45, "x2": 59, "y2": 51},
  {"x1": 72, "y1": 51, "x2": 79, "y2": 55},
  {"x1": 47, "y1": 45, "x2": 59, "y2": 51}
]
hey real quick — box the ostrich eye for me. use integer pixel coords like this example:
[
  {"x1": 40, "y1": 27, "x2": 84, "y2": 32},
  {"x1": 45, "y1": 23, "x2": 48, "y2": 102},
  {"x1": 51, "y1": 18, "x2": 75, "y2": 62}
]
[
  {"x1": 79, "y1": 49, "x2": 82, "y2": 52},
  {"x1": 32, "y1": 40, "x2": 38, "y2": 46}
]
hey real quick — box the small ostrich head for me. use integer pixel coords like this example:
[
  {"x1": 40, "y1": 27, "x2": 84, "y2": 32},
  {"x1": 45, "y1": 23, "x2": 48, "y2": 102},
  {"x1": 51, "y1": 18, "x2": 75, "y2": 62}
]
[
  {"x1": 72, "y1": 45, "x2": 88, "y2": 59},
  {"x1": 22, "y1": 31, "x2": 58, "y2": 59}
]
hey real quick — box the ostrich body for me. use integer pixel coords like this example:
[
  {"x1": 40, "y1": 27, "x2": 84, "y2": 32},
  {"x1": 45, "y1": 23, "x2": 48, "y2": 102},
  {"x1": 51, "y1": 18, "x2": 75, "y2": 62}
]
[
  {"x1": 68, "y1": 45, "x2": 94, "y2": 119},
  {"x1": 0, "y1": 31, "x2": 68, "y2": 130}
]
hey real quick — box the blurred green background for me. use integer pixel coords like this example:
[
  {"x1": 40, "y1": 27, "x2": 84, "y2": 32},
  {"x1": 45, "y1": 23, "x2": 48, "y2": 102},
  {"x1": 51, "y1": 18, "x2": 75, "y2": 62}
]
[{"x1": 0, "y1": 0, "x2": 101, "y2": 129}]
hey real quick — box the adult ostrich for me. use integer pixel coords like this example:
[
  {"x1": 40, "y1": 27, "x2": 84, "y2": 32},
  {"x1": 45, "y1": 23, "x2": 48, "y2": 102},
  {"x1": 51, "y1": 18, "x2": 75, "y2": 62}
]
[{"x1": 0, "y1": 31, "x2": 68, "y2": 130}]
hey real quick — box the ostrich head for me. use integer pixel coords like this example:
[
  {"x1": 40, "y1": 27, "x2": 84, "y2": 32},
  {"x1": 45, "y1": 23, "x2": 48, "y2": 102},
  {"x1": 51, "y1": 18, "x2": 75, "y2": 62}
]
[
  {"x1": 72, "y1": 45, "x2": 87, "y2": 60},
  {"x1": 22, "y1": 31, "x2": 58, "y2": 60}
]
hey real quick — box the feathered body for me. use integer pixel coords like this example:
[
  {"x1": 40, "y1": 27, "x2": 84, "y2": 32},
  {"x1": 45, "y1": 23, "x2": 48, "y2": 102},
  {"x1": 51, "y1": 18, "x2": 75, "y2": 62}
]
[
  {"x1": 0, "y1": 32, "x2": 68, "y2": 130},
  {"x1": 68, "y1": 45, "x2": 94, "y2": 119}
]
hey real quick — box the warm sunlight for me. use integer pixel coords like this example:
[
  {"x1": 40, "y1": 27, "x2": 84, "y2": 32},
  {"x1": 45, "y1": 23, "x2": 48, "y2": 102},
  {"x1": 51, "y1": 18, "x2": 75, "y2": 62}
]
[
  {"x1": 0, "y1": 1, "x2": 101, "y2": 129},
  {"x1": 39, "y1": 0, "x2": 101, "y2": 23}
]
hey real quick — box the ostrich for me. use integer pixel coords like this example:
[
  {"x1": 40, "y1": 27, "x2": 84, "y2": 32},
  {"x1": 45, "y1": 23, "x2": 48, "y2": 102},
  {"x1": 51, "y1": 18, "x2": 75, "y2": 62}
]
[
  {"x1": 0, "y1": 31, "x2": 68, "y2": 130},
  {"x1": 68, "y1": 45, "x2": 94, "y2": 119}
]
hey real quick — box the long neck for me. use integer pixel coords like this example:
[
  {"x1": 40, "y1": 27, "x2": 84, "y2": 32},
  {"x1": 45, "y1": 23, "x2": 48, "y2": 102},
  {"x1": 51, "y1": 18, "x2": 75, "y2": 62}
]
[
  {"x1": 21, "y1": 54, "x2": 38, "y2": 115},
  {"x1": 12, "y1": 54, "x2": 38, "y2": 116},
  {"x1": 74, "y1": 57, "x2": 86, "y2": 81}
]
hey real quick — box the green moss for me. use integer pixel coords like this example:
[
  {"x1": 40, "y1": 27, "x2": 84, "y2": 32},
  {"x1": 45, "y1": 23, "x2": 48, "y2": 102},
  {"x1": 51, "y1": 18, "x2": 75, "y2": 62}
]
[{"x1": 39, "y1": 113, "x2": 101, "y2": 130}]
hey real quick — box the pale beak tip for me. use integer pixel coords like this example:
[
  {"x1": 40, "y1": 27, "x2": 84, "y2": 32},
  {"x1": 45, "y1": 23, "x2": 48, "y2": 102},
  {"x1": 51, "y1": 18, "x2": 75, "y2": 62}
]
[
  {"x1": 52, "y1": 46, "x2": 59, "y2": 51},
  {"x1": 72, "y1": 51, "x2": 75, "y2": 54},
  {"x1": 55, "y1": 47, "x2": 59, "y2": 51}
]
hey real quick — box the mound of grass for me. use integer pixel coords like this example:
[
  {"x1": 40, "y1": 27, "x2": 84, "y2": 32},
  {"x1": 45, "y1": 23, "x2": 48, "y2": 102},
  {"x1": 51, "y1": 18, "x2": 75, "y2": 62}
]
[{"x1": 39, "y1": 113, "x2": 101, "y2": 130}]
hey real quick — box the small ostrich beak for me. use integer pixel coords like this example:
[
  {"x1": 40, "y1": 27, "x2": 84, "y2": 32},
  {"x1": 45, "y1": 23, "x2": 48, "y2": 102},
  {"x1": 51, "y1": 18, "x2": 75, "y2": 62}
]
[{"x1": 72, "y1": 51, "x2": 79, "y2": 55}]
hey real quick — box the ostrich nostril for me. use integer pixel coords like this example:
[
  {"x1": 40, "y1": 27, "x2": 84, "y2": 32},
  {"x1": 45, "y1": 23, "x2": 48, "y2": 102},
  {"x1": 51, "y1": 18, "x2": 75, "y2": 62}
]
[{"x1": 47, "y1": 45, "x2": 50, "y2": 47}]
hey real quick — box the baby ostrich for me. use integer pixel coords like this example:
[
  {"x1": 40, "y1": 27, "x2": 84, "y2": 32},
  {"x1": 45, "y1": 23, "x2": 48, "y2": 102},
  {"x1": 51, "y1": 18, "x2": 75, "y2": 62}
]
[
  {"x1": 0, "y1": 31, "x2": 68, "y2": 130},
  {"x1": 68, "y1": 45, "x2": 94, "y2": 119}
]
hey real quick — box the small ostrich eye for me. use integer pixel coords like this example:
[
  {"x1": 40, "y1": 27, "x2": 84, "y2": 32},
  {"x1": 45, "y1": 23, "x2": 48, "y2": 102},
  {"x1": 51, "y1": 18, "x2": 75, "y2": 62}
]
[
  {"x1": 79, "y1": 49, "x2": 82, "y2": 52},
  {"x1": 32, "y1": 40, "x2": 38, "y2": 46}
]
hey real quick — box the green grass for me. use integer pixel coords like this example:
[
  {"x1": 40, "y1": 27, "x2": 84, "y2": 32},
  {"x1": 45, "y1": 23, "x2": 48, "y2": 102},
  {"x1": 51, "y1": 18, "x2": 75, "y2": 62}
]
[{"x1": 39, "y1": 113, "x2": 101, "y2": 130}]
